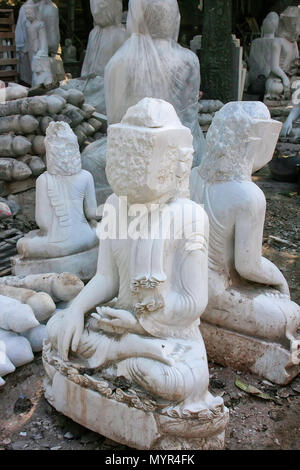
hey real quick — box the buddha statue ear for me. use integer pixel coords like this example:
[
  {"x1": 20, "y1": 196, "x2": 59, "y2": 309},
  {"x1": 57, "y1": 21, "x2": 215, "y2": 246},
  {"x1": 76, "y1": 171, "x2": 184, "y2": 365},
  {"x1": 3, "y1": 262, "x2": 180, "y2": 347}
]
[
  {"x1": 176, "y1": 146, "x2": 194, "y2": 198},
  {"x1": 251, "y1": 119, "x2": 282, "y2": 174}
]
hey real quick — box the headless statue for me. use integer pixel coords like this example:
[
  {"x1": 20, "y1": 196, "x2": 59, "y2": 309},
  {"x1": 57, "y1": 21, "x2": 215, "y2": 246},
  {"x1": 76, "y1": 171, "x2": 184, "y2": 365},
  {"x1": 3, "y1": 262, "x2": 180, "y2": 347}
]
[
  {"x1": 46, "y1": 98, "x2": 225, "y2": 424},
  {"x1": 265, "y1": 7, "x2": 300, "y2": 100},
  {"x1": 17, "y1": 122, "x2": 98, "y2": 259},
  {"x1": 190, "y1": 102, "x2": 300, "y2": 382}
]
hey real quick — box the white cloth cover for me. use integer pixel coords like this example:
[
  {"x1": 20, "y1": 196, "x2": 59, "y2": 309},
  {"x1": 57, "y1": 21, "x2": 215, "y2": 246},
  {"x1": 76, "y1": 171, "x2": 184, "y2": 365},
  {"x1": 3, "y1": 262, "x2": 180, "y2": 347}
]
[
  {"x1": 81, "y1": 0, "x2": 127, "y2": 77},
  {"x1": 80, "y1": 0, "x2": 127, "y2": 115},
  {"x1": 104, "y1": 0, "x2": 205, "y2": 166}
]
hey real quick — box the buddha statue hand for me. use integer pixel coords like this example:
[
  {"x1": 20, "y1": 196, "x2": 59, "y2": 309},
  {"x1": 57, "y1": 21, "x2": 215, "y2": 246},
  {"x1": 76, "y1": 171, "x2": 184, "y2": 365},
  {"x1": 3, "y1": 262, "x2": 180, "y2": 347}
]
[
  {"x1": 276, "y1": 276, "x2": 290, "y2": 297},
  {"x1": 56, "y1": 307, "x2": 85, "y2": 361},
  {"x1": 281, "y1": 119, "x2": 293, "y2": 137},
  {"x1": 91, "y1": 306, "x2": 142, "y2": 334}
]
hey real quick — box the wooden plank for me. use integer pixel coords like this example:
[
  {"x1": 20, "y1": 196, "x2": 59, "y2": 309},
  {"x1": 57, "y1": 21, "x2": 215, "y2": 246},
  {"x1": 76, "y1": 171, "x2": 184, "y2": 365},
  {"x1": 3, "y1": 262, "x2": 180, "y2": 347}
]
[
  {"x1": 0, "y1": 58, "x2": 17, "y2": 66},
  {"x1": 0, "y1": 32, "x2": 14, "y2": 39},
  {"x1": 0, "y1": 70, "x2": 17, "y2": 77},
  {"x1": 0, "y1": 18, "x2": 14, "y2": 25},
  {"x1": 0, "y1": 45, "x2": 16, "y2": 52}
]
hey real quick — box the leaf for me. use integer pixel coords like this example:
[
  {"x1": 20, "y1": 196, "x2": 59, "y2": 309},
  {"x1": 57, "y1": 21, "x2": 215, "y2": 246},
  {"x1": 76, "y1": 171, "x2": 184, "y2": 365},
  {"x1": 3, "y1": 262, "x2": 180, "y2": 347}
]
[{"x1": 235, "y1": 378, "x2": 274, "y2": 401}]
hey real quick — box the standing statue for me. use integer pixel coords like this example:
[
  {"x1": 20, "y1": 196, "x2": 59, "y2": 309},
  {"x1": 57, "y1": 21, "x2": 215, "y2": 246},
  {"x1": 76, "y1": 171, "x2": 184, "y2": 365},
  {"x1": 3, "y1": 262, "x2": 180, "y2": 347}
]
[
  {"x1": 43, "y1": 98, "x2": 228, "y2": 450},
  {"x1": 265, "y1": 7, "x2": 300, "y2": 100},
  {"x1": 105, "y1": 0, "x2": 205, "y2": 167},
  {"x1": 190, "y1": 101, "x2": 300, "y2": 385},
  {"x1": 247, "y1": 12, "x2": 279, "y2": 95},
  {"x1": 16, "y1": 0, "x2": 41, "y2": 85},
  {"x1": 13, "y1": 122, "x2": 98, "y2": 281},
  {"x1": 24, "y1": 4, "x2": 53, "y2": 87},
  {"x1": 16, "y1": 0, "x2": 65, "y2": 85}
]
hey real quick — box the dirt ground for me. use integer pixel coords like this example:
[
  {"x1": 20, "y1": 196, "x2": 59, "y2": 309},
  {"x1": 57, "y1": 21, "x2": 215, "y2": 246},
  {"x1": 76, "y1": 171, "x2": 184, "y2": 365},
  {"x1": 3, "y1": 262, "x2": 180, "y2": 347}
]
[{"x1": 0, "y1": 167, "x2": 300, "y2": 451}]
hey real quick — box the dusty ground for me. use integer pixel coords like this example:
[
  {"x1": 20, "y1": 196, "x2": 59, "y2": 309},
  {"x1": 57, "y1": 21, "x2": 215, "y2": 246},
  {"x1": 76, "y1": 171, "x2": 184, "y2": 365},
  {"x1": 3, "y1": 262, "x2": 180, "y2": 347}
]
[{"x1": 0, "y1": 166, "x2": 300, "y2": 451}]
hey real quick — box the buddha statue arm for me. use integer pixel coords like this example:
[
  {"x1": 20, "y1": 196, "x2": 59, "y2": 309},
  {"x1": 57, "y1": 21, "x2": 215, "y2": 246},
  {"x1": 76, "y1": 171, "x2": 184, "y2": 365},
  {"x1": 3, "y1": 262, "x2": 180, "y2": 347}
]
[
  {"x1": 35, "y1": 174, "x2": 51, "y2": 232},
  {"x1": 37, "y1": 22, "x2": 49, "y2": 56},
  {"x1": 271, "y1": 41, "x2": 290, "y2": 88},
  {"x1": 56, "y1": 237, "x2": 119, "y2": 360},
  {"x1": 234, "y1": 187, "x2": 289, "y2": 295},
  {"x1": 164, "y1": 241, "x2": 208, "y2": 325},
  {"x1": 281, "y1": 104, "x2": 300, "y2": 137},
  {"x1": 83, "y1": 172, "x2": 98, "y2": 221}
]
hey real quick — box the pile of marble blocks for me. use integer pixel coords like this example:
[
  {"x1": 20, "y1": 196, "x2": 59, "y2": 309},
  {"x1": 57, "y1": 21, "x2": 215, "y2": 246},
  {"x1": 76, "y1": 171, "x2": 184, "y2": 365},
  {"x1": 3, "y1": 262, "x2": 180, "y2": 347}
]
[
  {"x1": 0, "y1": 272, "x2": 84, "y2": 387},
  {"x1": 0, "y1": 83, "x2": 103, "y2": 199}
]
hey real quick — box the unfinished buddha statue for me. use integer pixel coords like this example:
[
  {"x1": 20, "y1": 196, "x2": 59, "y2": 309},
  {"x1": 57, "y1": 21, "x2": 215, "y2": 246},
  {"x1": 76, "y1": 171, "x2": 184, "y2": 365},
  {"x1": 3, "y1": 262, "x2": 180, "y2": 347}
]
[
  {"x1": 190, "y1": 101, "x2": 300, "y2": 385},
  {"x1": 265, "y1": 7, "x2": 300, "y2": 100},
  {"x1": 16, "y1": 122, "x2": 98, "y2": 259},
  {"x1": 43, "y1": 98, "x2": 228, "y2": 450},
  {"x1": 247, "y1": 12, "x2": 279, "y2": 94}
]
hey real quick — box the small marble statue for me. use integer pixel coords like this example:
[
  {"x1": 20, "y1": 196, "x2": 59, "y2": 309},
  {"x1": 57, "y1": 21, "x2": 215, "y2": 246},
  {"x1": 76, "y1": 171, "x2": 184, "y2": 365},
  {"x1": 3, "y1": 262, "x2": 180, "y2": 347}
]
[
  {"x1": 62, "y1": 39, "x2": 77, "y2": 63},
  {"x1": 265, "y1": 7, "x2": 300, "y2": 100},
  {"x1": 24, "y1": 4, "x2": 53, "y2": 87},
  {"x1": 16, "y1": 0, "x2": 41, "y2": 84},
  {"x1": 14, "y1": 122, "x2": 98, "y2": 280},
  {"x1": 190, "y1": 101, "x2": 300, "y2": 385},
  {"x1": 105, "y1": 0, "x2": 205, "y2": 167},
  {"x1": 16, "y1": 0, "x2": 64, "y2": 85},
  {"x1": 247, "y1": 12, "x2": 279, "y2": 93},
  {"x1": 43, "y1": 98, "x2": 228, "y2": 450}
]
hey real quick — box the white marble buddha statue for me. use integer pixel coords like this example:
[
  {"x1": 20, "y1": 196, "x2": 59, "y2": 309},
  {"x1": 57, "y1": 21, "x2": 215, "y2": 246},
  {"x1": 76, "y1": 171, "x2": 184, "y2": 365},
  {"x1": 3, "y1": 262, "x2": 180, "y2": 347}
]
[
  {"x1": 17, "y1": 122, "x2": 98, "y2": 259},
  {"x1": 190, "y1": 101, "x2": 300, "y2": 382},
  {"x1": 247, "y1": 12, "x2": 279, "y2": 92},
  {"x1": 265, "y1": 7, "x2": 300, "y2": 100},
  {"x1": 46, "y1": 98, "x2": 225, "y2": 420}
]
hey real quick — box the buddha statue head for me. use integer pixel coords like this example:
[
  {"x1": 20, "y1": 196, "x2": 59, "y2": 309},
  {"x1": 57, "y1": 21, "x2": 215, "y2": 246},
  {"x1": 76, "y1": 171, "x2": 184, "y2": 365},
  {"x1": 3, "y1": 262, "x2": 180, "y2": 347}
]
[
  {"x1": 24, "y1": 3, "x2": 38, "y2": 22},
  {"x1": 106, "y1": 97, "x2": 194, "y2": 205},
  {"x1": 199, "y1": 101, "x2": 282, "y2": 183},
  {"x1": 261, "y1": 11, "x2": 279, "y2": 37},
  {"x1": 90, "y1": 0, "x2": 123, "y2": 28},
  {"x1": 278, "y1": 6, "x2": 300, "y2": 43},
  {"x1": 45, "y1": 121, "x2": 82, "y2": 176},
  {"x1": 127, "y1": 0, "x2": 180, "y2": 41}
]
